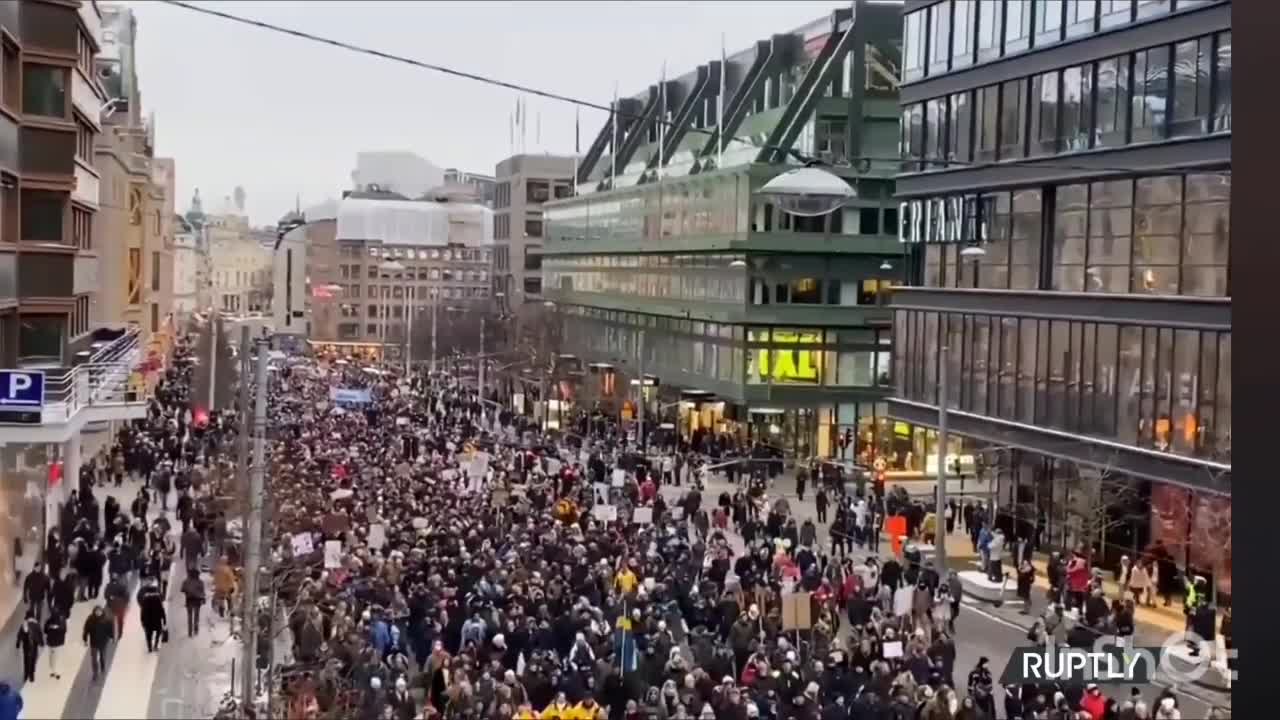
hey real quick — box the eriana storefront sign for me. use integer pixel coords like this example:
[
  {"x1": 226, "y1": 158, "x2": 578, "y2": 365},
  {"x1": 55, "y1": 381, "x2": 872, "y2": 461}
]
[{"x1": 897, "y1": 195, "x2": 995, "y2": 244}]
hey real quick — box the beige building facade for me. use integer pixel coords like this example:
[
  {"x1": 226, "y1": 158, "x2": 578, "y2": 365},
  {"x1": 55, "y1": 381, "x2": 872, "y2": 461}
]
[{"x1": 208, "y1": 213, "x2": 273, "y2": 315}]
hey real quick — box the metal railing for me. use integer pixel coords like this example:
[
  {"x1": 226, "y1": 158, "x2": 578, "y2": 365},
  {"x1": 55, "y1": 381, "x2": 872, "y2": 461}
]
[{"x1": 34, "y1": 329, "x2": 149, "y2": 425}]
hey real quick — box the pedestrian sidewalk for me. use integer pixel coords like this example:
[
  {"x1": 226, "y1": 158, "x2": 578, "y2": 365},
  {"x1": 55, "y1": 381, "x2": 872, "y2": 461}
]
[{"x1": 934, "y1": 531, "x2": 1208, "y2": 637}]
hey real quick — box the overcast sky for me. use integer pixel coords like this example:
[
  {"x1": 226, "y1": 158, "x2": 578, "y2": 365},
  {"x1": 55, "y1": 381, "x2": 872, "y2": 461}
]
[{"x1": 125, "y1": 0, "x2": 859, "y2": 226}]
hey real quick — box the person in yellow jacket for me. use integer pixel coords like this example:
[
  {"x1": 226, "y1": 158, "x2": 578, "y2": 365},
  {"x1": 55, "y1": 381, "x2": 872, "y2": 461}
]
[
  {"x1": 541, "y1": 693, "x2": 573, "y2": 720},
  {"x1": 514, "y1": 703, "x2": 540, "y2": 720},
  {"x1": 615, "y1": 561, "x2": 638, "y2": 595},
  {"x1": 570, "y1": 697, "x2": 605, "y2": 720},
  {"x1": 922, "y1": 512, "x2": 938, "y2": 545}
]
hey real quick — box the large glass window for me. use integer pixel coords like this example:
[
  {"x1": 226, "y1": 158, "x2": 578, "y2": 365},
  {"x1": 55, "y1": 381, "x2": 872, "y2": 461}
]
[
  {"x1": 1035, "y1": 0, "x2": 1065, "y2": 47},
  {"x1": 1099, "y1": 0, "x2": 1133, "y2": 29},
  {"x1": 1212, "y1": 32, "x2": 1231, "y2": 132},
  {"x1": 928, "y1": 2, "x2": 951, "y2": 76},
  {"x1": 952, "y1": 0, "x2": 974, "y2": 69},
  {"x1": 1132, "y1": 175, "x2": 1182, "y2": 295},
  {"x1": 1053, "y1": 184, "x2": 1088, "y2": 291},
  {"x1": 1030, "y1": 71, "x2": 1060, "y2": 156},
  {"x1": 1136, "y1": 0, "x2": 1170, "y2": 20},
  {"x1": 21, "y1": 190, "x2": 64, "y2": 243},
  {"x1": 1009, "y1": 189, "x2": 1043, "y2": 290},
  {"x1": 1133, "y1": 45, "x2": 1171, "y2": 143},
  {"x1": 976, "y1": 0, "x2": 1002, "y2": 62},
  {"x1": 22, "y1": 65, "x2": 66, "y2": 118},
  {"x1": 1065, "y1": 0, "x2": 1097, "y2": 38},
  {"x1": 974, "y1": 85, "x2": 999, "y2": 163},
  {"x1": 1182, "y1": 172, "x2": 1230, "y2": 297},
  {"x1": 1094, "y1": 56, "x2": 1130, "y2": 148},
  {"x1": 1004, "y1": 0, "x2": 1032, "y2": 54},
  {"x1": 1170, "y1": 36, "x2": 1212, "y2": 138},
  {"x1": 924, "y1": 98, "x2": 947, "y2": 166},
  {"x1": 903, "y1": 10, "x2": 926, "y2": 81},
  {"x1": 1087, "y1": 179, "x2": 1134, "y2": 293},
  {"x1": 999, "y1": 79, "x2": 1026, "y2": 160},
  {"x1": 901, "y1": 104, "x2": 924, "y2": 171},
  {"x1": 947, "y1": 91, "x2": 972, "y2": 163},
  {"x1": 1060, "y1": 63, "x2": 1093, "y2": 152}
]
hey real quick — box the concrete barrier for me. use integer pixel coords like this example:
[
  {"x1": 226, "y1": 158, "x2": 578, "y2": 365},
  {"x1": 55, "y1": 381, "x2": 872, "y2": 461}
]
[{"x1": 957, "y1": 570, "x2": 1014, "y2": 603}]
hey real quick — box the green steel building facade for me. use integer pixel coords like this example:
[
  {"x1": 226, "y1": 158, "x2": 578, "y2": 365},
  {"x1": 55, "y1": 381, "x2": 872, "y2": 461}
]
[{"x1": 542, "y1": 2, "x2": 922, "y2": 464}]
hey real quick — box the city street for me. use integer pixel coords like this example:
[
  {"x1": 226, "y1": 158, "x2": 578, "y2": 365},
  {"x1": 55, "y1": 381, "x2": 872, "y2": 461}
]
[{"x1": 663, "y1": 470, "x2": 1230, "y2": 717}]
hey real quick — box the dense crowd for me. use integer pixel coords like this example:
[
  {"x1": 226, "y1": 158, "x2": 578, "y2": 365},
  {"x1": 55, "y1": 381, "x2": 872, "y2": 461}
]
[{"x1": 3, "y1": 333, "x2": 1229, "y2": 720}]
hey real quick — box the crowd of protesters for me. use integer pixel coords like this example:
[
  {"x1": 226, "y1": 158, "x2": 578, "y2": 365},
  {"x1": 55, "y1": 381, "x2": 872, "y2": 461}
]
[{"x1": 8, "y1": 331, "x2": 1229, "y2": 720}]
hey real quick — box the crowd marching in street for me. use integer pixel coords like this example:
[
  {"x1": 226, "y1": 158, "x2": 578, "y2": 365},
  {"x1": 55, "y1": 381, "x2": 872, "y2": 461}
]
[{"x1": 4, "y1": 333, "x2": 1231, "y2": 720}]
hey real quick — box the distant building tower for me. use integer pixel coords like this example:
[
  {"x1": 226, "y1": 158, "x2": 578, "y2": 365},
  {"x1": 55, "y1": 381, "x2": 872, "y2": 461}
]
[
  {"x1": 234, "y1": 186, "x2": 246, "y2": 215},
  {"x1": 185, "y1": 188, "x2": 206, "y2": 227}
]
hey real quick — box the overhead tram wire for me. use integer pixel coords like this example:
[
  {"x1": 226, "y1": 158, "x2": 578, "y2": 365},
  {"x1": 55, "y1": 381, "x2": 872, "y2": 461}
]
[{"x1": 160, "y1": 0, "x2": 1228, "y2": 180}]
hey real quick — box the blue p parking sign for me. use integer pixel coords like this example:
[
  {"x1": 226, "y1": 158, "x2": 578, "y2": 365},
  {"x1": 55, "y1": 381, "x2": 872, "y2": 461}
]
[{"x1": 0, "y1": 370, "x2": 46, "y2": 410}]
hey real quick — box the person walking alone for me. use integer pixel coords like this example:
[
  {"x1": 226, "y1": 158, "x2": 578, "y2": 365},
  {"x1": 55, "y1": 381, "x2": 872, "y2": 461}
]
[
  {"x1": 83, "y1": 605, "x2": 114, "y2": 682},
  {"x1": 42, "y1": 611, "x2": 66, "y2": 680},
  {"x1": 137, "y1": 578, "x2": 167, "y2": 652},
  {"x1": 15, "y1": 610, "x2": 41, "y2": 683},
  {"x1": 181, "y1": 571, "x2": 206, "y2": 637}
]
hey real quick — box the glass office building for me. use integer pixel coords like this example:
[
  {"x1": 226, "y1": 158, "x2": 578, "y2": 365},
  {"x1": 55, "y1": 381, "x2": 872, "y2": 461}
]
[
  {"x1": 542, "y1": 1, "x2": 916, "y2": 465},
  {"x1": 892, "y1": 0, "x2": 1230, "y2": 595}
]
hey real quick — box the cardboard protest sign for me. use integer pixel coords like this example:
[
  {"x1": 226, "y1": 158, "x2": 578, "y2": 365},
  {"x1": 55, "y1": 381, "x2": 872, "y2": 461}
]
[
  {"x1": 291, "y1": 532, "x2": 314, "y2": 557},
  {"x1": 323, "y1": 540, "x2": 343, "y2": 569},
  {"x1": 781, "y1": 592, "x2": 813, "y2": 631},
  {"x1": 367, "y1": 524, "x2": 386, "y2": 550},
  {"x1": 592, "y1": 504, "x2": 618, "y2": 523},
  {"x1": 633, "y1": 507, "x2": 653, "y2": 525}
]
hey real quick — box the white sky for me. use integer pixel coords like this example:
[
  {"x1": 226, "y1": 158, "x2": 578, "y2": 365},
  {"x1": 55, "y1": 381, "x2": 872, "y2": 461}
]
[{"x1": 125, "y1": 0, "x2": 863, "y2": 226}]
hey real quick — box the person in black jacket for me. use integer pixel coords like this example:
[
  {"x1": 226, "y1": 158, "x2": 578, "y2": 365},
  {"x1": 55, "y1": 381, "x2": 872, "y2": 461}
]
[
  {"x1": 137, "y1": 579, "x2": 167, "y2": 652},
  {"x1": 15, "y1": 609, "x2": 41, "y2": 682},
  {"x1": 50, "y1": 570, "x2": 76, "y2": 620},
  {"x1": 43, "y1": 612, "x2": 66, "y2": 680},
  {"x1": 83, "y1": 605, "x2": 114, "y2": 680},
  {"x1": 180, "y1": 573, "x2": 206, "y2": 637},
  {"x1": 22, "y1": 563, "x2": 49, "y2": 623}
]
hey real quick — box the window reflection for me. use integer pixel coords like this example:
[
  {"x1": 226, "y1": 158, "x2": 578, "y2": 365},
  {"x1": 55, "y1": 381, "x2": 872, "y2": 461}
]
[{"x1": 895, "y1": 309, "x2": 1230, "y2": 463}]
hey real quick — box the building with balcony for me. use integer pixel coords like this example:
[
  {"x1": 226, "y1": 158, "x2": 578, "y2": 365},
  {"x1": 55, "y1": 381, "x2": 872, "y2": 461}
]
[
  {"x1": 492, "y1": 154, "x2": 575, "y2": 317},
  {"x1": 890, "y1": 0, "x2": 1230, "y2": 590},
  {"x1": 308, "y1": 192, "x2": 494, "y2": 361},
  {"x1": 541, "y1": 1, "x2": 905, "y2": 458},
  {"x1": 0, "y1": 0, "x2": 109, "y2": 367}
]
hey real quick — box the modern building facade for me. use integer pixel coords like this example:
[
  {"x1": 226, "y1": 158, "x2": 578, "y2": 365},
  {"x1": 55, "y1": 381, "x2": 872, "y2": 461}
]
[
  {"x1": 308, "y1": 192, "x2": 494, "y2": 361},
  {"x1": 891, "y1": 0, "x2": 1230, "y2": 591},
  {"x1": 542, "y1": 1, "x2": 906, "y2": 459},
  {"x1": 492, "y1": 154, "x2": 576, "y2": 314}
]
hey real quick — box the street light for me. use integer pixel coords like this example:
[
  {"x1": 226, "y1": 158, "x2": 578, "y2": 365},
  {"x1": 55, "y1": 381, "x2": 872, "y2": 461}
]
[{"x1": 756, "y1": 165, "x2": 857, "y2": 217}]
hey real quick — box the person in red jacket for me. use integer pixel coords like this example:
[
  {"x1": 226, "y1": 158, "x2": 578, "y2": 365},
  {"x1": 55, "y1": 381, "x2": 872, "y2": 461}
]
[
  {"x1": 1066, "y1": 551, "x2": 1092, "y2": 611},
  {"x1": 1080, "y1": 684, "x2": 1107, "y2": 720}
]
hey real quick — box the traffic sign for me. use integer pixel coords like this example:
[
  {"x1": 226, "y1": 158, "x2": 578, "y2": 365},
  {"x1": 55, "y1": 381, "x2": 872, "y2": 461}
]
[{"x1": 0, "y1": 370, "x2": 45, "y2": 410}]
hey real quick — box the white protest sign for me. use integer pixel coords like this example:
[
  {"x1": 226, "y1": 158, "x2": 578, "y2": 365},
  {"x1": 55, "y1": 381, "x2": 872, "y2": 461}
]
[
  {"x1": 893, "y1": 586, "x2": 913, "y2": 617},
  {"x1": 633, "y1": 507, "x2": 654, "y2": 525},
  {"x1": 671, "y1": 506, "x2": 685, "y2": 521},
  {"x1": 411, "y1": 517, "x2": 429, "y2": 530},
  {"x1": 592, "y1": 504, "x2": 617, "y2": 523},
  {"x1": 367, "y1": 523, "x2": 386, "y2": 550},
  {"x1": 323, "y1": 540, "x2": 343, "y2": 569},
  {"x1": 291, "y1": 532, "x2": 314, "y2": 557},
  {"x1": 882, "y1": 640, "x2": 904, "y2": 659},
  {"x1": 611, "y1": 469, "x2": 627, "y2": 488}
]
